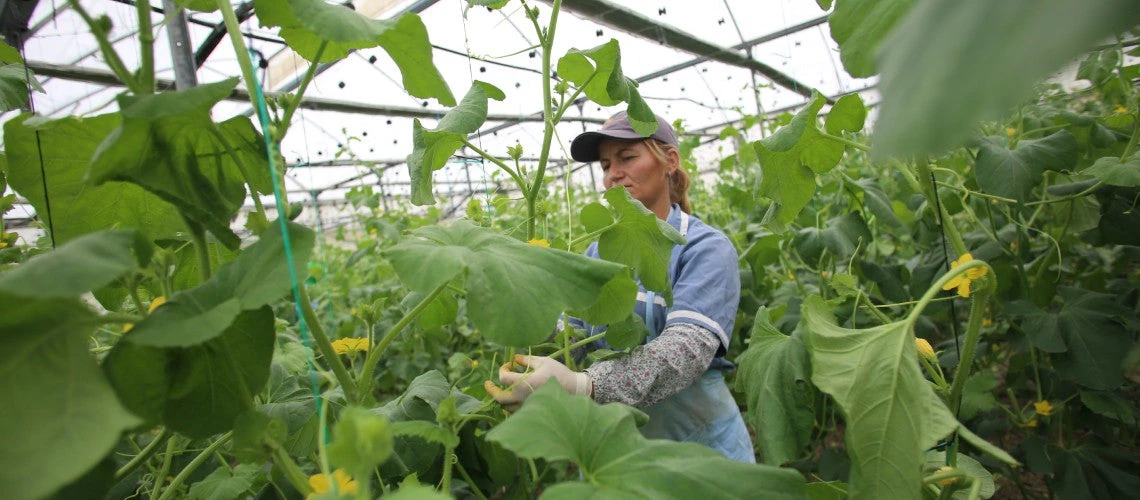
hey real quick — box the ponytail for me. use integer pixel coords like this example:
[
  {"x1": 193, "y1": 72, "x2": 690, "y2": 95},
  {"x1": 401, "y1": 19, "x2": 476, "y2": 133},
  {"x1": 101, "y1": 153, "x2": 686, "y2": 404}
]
[{"x1": 643, "y1": 139, "x2": 691, "y2": 213}]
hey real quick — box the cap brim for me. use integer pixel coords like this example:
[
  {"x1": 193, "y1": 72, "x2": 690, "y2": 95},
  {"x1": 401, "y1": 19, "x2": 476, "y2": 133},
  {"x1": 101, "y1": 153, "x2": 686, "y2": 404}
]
[{"x1": 570, "y1": 130, "x2": 645, "y2": 162}]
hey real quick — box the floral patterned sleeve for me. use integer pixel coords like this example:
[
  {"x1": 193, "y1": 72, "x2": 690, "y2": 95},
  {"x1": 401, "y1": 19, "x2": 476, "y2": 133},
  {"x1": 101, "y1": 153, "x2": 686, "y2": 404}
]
[{"x1": 584, "y1": 323, "x2": 720, "y2": 407}]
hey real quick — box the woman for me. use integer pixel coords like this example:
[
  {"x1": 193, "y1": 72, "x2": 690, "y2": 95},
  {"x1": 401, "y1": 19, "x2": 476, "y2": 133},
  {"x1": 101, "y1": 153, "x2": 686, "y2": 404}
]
[{"x1": 485, "y1": 111, "x2": 754, "y2": 463}]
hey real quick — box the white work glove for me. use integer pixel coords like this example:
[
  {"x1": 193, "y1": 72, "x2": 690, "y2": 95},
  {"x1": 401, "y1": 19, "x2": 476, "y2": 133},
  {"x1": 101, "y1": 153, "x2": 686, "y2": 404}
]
[{"x1": 485, "y1": 355, "x2": 592, "y2": 411}]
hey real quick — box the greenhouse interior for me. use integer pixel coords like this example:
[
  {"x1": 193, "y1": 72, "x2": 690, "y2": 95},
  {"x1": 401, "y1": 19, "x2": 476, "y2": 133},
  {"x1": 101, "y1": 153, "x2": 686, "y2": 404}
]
[{"x1": 1, "y1": 1, "x2": 1138, "y2": 499}]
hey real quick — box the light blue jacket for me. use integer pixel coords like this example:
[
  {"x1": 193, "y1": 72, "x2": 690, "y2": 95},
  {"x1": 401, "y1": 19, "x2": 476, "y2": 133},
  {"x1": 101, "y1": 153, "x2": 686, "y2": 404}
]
[{"x1": 576, "y1": 205, "x2": 754, "y2": 462}]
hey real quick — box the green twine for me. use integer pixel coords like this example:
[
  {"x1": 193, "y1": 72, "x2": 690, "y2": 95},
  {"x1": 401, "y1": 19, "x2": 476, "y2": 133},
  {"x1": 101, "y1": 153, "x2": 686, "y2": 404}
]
[{"x1": 246, "y1": 49, "x2": 328, "y2": 445}]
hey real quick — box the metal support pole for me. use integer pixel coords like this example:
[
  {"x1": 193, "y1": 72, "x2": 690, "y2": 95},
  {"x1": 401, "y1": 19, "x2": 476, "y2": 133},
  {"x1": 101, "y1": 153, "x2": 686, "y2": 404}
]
[{"x1": 162, "y1": 0, "x2": 198, "y2": 89}]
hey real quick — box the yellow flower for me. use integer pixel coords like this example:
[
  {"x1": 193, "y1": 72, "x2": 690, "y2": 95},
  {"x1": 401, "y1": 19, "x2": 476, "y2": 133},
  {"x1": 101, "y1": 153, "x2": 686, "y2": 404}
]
[
  {"x1": 368, "y1": 227, "x2": 377, "y2": 236},
  {"x1": 1113, "y1": 104, "x2": 1128, "y2": 114},
  {"x1": 942, "y1": 253, "x2": 988, "y2": 298},
  {"x1": 915, "y1": 338, "x2": 936, "y2": 362},
  {"x1": 308, "y1": 469, "x2": 357, "y2": 498},
  {"x1": 0, "y1": 240, "x2": 7, "y2": 249},
  {"x1": 1025, "y1": 418, "x2": 1038, "y2": 428},
  {"x1": 124, "y1": 296, "x2": 167, "y2": 333},
  {"x1": 527, "y1": 238, "x2": 550, "y2": 247},
  {"x1": 1005, "y1": 127, "x2": 1017, "y2": 137},
  {"x1": 983, "y1": 318, "x2": 993, "y2": 327},
  {"x1": 1034, "y1": 400, "x2": 1054, "y2": 416},
  {"x1": 332, "y1": 337, "x2": 369, "y2": 355}
]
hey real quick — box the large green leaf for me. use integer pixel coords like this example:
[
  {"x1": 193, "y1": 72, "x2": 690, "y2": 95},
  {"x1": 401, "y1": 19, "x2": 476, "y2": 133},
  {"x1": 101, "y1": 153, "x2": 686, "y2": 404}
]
[
  {"x1": 104, "y1": 306, "x2": 276, "y2": 438},
  {"x1": 753, "y1": 91, "x2": 848, "y2": 228},
  {"x1": 825, "y1": 93, "x2": 868, "y2": 134},
  {"x1": 88, "y1": 79, "x2": 253, "y2": 250},
  {"x1": 383, "y1": 221, "x2": 636, "y2": 347},
  {"x1": 0, "y1": 229, "x2": 146, "y2": 298},
  {"x1": 126, "y1": 222, "x2": 314, "y2": 347},
  {"x1": 1019, "y1": 287, "x2": 1135, "y2": 390},
  {"x1": 804, "y1": 296, "x2": 958, "y2": 499},
  {"x1": 186, "y1": 464, "x2": 263, "y2": 500},
  {"x1": 328, "y1": 407, "x2": 394, "y2": 474},
  {"x1": 407, "y1": 81, "x2": 504, "y2": 206},
  {"x1": 604, "y1": 313, "x2": 649, "y2": 350},
  {"x1": 557, "y1": 39, "x2": 657, "y2": 135},
  {"x1": 486, "y1": 383, "x2": 806, "y2": 498},
  {"x1": 232, "y1": 410, "x2": 287, "y2": 463},
  {"x1": 793, "y1": 212, "x2": 872, "y2": 268},
  {"x1": 2, "y1": 113, "x2": 184, "y2": 245},
  {"x1": 0, "y1": 41, "x2": 36, "y2": 112},
  {"x1": 874, "y1": 0, "x2": 1140, "y2": 158},
  {"x1": 1083, "y1": 153, "x2": 1140, "y2": 187},
  {"x1": 581, "y1": 187, "x2": 685, "y2": 303},
  {"x1": 0, "y1": 293, "x2": 140, "y2": 500},
  {"x1": 255, "y1": 0, "x2": 454, "y2": 106},
  {"x1": 373, "y1": 371, "x2": 483, "y2": 423},
  {"x1": 973, "y1": 131, "x2": 1078, "y2": 202},
  {"x1": 828, "y1": 0, "x2": 916, "y2": 78},
  {"x1": 735, "y1": 308, "x2": 814, "y2": 466}
]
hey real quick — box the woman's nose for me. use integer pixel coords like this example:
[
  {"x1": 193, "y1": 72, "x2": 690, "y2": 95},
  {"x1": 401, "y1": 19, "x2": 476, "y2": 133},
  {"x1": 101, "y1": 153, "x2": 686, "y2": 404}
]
[{"x1": 605, "y1": 166, "x2": 624, "y2": 184}]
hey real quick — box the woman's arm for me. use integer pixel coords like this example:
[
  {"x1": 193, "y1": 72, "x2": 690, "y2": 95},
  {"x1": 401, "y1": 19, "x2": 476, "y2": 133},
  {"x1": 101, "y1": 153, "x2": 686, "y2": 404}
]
[{"x1": 585, "y1": 323, "x2": 720, "y2": 407}]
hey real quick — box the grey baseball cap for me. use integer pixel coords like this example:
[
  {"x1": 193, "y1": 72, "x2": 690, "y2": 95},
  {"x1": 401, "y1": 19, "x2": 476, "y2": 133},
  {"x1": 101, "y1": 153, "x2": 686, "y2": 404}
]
[{"x1": 570, "y1": 110, "x2": 677, "y2": 162}]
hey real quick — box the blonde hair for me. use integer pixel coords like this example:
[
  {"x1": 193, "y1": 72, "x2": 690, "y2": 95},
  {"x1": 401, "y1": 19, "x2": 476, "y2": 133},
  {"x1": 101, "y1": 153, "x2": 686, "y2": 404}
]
[{"x1": 643, "y1": 139, "x2": 691, "y2": 213}]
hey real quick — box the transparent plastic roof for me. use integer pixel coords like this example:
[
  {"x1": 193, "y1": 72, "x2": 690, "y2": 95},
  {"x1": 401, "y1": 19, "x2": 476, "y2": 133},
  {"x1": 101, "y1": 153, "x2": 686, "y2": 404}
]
[{"x1": 5, "y1": 0, "x2": 878, "y2": 231}]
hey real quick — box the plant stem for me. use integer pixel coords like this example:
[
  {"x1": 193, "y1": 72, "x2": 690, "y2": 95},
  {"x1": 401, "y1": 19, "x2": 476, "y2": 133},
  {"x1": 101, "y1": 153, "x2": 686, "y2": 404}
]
[
  {"x1": 215, "y1": 0, "x2": 262, "y2": 109},
  {"x1": 115, "y1": 428, "x2": 170, "y2": 481},
  {"x1": 915, "y1": 160, "x2": 968, "y2": 256},
  {"x1": 278, "y1": 41, "x2": 328, "y2": 141},
  {"x1": 551, "y1": 71, "x2": 596, "y2": 123},
  {"x1": 357, "y1": 281, "x2": 451, "y2": 400},
  {"x1": 462, "y1": 139, "x2": 529, "y2": 196},
  {"x1": 1028, "y1": 346, "x2": 1044, "y2": 401},
  {"x1": 818, "y1": 131, "x2": 872, "y2": 153},
  {"x1": 454, "y1": 460, "x2": 488, "y2": 500},
  {"x1": 893, "y1": 160, "x2": 926, "y2": 195},
  {"x1": 151, "y1": 435, "x2": 180, "y2": 500},
  {"x1": 935, "y1": 181, "x2": 1017, "y2": 204},
  {"x1": 568, "y1": 220, "x2": 620, "y2": 248},
  {"x1": 549, "y1": 331, "x2": 608, "y2": 361},
  {"x1": 134, "y1": 0, "x2": 155, "y2": 94},
  {"x1": 526, "y1": 0, "x2": 564, "y2": 241},
  {"x1": 297, "y1": 283, "x2": 359, "y2": 403},
  {"x1": 923, "y1": 468, "x2": 968, "y2": 485},
  {"x1": 290, "y1": 455, "x2": 323, "y2": 494},
  {"x1": 947, "y1": 289, "x2": 990, "y2": 415},
  {"x1": 1025, "y1": 181, "x2": 1103, "y2": 206},
  {"x1": 439, "y1": 445, "x2": 457, "y2": 494},
  {"x1": 158, "y1": 432, "x2": 234, "y2": 500},
  {"x1": 68, "y1": 0, "x2": 142, "y2": 94},
  {"x1": 1121, "y1": 110, "x2": 1140, "y2": 160},
  {"x1": 97, "y1": 311, "x2": 145, "y2": 325}
]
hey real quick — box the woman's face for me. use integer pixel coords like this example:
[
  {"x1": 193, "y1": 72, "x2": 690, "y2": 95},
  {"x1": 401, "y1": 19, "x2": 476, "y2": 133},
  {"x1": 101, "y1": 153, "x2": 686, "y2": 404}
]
[{"x1": 598, "y1": 139, "x2": 676, "y2": 218}]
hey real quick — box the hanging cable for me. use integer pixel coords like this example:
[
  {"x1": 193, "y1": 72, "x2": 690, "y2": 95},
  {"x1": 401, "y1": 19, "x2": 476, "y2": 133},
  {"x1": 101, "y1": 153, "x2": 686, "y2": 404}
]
[{"x1": 18, "y1": 32, "x2": 56, "y2": 249}]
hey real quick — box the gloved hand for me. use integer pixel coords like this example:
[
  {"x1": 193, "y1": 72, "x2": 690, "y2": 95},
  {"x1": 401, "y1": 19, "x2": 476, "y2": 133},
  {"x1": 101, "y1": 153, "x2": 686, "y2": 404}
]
[{"x1": 485, "y1": 355, "x2": 592, "y2": 411}]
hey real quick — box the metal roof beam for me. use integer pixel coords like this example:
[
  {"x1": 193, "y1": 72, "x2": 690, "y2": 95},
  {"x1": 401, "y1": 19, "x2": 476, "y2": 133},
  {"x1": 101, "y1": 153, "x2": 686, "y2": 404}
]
[
  {"x1": 546, "y1": 0, "x2": 824, "y2": 102},
  {"x1": 194, "y1": 2, "x2": 255, "y2": 68},
  {"x1": 25, "y1": 60, "x2": 606, "y2": 124},
  {"x1": 475, "y1": 13, "x2": 831, "y2": 139},
  {"x1": 633, "y1": 14, "x2": 829, "y2": 84}
]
